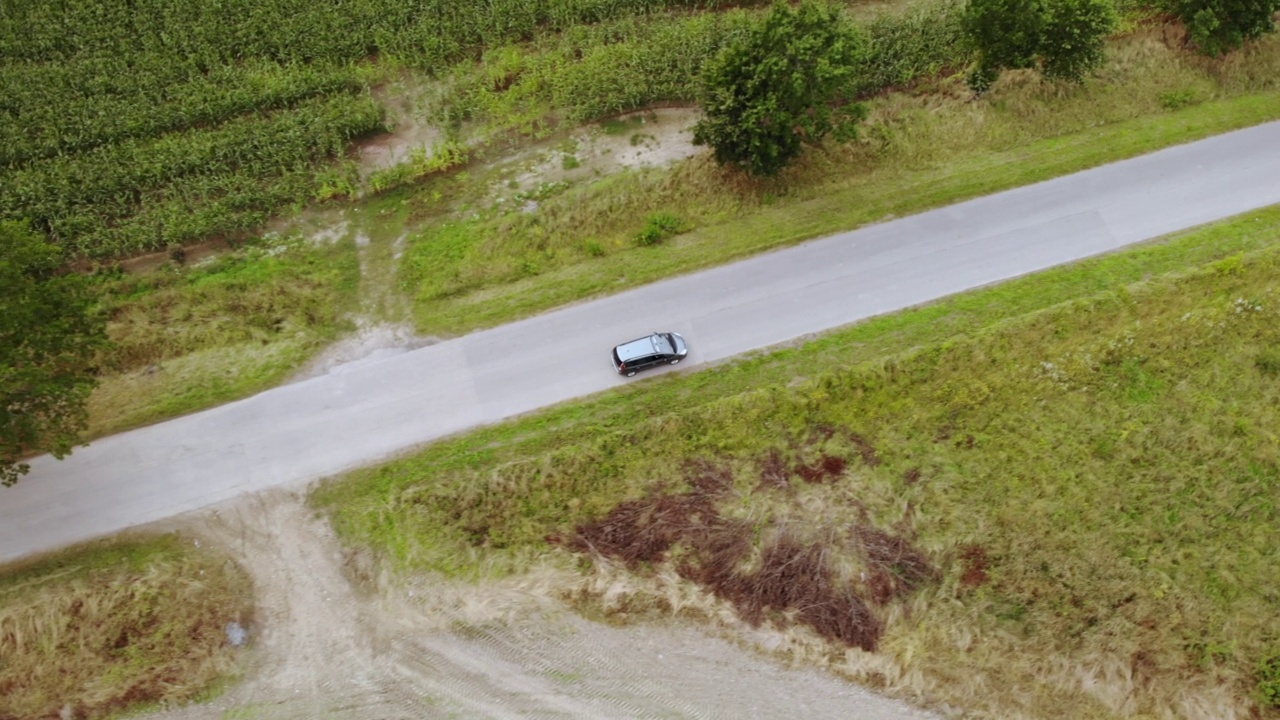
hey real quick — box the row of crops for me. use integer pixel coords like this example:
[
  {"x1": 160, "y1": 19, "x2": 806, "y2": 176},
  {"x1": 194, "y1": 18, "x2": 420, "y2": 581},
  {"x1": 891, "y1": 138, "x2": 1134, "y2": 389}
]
[
  {"x1": 1, "y1": 0, "x2": 747, "y2": 259},
  {"x1": 438, "y1": 0, "x2": 967, "y2": 136}
]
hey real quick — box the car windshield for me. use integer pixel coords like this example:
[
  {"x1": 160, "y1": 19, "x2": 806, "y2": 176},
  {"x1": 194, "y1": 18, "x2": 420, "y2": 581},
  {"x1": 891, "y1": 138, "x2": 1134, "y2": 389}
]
[{"x1": 653, "y1": 334, "x2": 674, "y2": 354}]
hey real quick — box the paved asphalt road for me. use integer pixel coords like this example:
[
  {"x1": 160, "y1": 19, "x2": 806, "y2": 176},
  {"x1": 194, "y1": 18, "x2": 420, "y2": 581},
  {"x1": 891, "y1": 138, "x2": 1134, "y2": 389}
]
[{"x1": 4, "y1": 122, "x2": 1280, "y2": 563}]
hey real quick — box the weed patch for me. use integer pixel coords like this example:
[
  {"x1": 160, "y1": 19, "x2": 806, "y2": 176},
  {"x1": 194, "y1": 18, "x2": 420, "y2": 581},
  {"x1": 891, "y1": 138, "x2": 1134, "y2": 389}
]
[
  {"x1": 0, "y1": 536, "x2": 252, "y2": 720},
  {"x1": 87, "y1": 232, "x2": 358, "y2": 435}
]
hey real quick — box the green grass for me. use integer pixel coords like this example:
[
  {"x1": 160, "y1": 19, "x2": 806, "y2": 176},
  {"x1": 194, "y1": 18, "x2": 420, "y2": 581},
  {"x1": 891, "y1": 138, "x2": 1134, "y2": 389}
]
[
  {"x1": 87, "y1": 232, "x2": 360, "y2": 436},
  {"x1": 316, "y1": 204, "x2": 1280, "y2": 718},
  {"x1": 0, "y1": 535, "x2": 253, "y2": 720},
  {"x1": 401, "y1": 23, "x2": 1280, "y2": 336}
]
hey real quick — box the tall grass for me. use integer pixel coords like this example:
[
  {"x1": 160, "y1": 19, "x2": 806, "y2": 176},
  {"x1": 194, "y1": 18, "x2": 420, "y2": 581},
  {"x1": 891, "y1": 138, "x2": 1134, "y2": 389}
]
[
  {"x1": 0, "y1": 536, "x2": 253, "y2": 720},
  {"x1": 86, "y1": 232, "x2": 359, "y2": 436},
  {"x1": 317, "y1": 208, "x2": 1280, "y2": 718}
]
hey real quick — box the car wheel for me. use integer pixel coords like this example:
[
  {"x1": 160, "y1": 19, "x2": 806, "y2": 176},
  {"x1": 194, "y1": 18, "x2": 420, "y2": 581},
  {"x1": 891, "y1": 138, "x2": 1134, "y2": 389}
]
[
  {"x1": 626, "y1": 370, "x2": 637, "y2": 377},
  {"x1": 669, "y1": 358, "x2": 681, "y2": 365}
]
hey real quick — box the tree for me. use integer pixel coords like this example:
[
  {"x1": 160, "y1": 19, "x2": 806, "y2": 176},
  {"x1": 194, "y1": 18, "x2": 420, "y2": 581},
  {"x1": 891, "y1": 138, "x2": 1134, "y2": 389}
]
[
  {"x1": 692, "y1": 0, "x2": 868, "y2": 177},
  {"x1": 964, "y1": 0, "x2": 1115, "y2": 91},
  {"x1": 1040, "y1": 0, "x2": 1118, "y2": 82},
  {"x1": 1, "y1": 221, "x2": 106, "y2": 486},
  {"x1": 1163, "y1": 0, "x2": 1279, "y2": 55}
]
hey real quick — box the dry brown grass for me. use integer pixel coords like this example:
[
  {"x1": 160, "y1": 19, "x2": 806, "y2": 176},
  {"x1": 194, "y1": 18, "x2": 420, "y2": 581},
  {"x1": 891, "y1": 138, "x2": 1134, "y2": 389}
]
[{"x1": 0, "y1": 537, "x2": 253, "y2": 720}]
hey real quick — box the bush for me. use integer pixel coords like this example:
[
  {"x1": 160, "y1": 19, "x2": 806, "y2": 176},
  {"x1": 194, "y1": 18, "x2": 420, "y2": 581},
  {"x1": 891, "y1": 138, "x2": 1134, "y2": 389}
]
[
  {"x1": 1161, "y1": 0, "x2": 1280, "y2": 56},
  {"x1": 635, "y1": 212, "x2": 683, "y2": 246},
  {"x1": 693, "y1": 1, "x2": 869, "y2": 176},
  {"x1": 1040, "y1": 0, "x2": 1117, "y2": 81},
  {"x1": 964, "y1": 0, "x2": 1115, "y2": 89}
]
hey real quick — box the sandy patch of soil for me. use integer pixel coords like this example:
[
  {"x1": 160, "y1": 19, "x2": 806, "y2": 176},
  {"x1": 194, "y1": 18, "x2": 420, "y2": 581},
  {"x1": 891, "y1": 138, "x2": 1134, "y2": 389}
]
[
  {"x1": 136, "y1": 490, "x2": 941, "y2": 720},
  {"x1": 352, "y1": 75, "x2": 445, "y2": 180},
  {"x1": 498, "y1": 107, "x2": 704, "y2": 200},
  {"x1": 289, "y1": 320, "x2": 436, "y2": 382}
]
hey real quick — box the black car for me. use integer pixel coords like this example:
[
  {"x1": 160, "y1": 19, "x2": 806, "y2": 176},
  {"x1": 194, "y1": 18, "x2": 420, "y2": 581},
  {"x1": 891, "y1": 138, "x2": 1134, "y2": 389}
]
[{"x1": 611, "y1": 332, "x2": 688, "y2": 377}]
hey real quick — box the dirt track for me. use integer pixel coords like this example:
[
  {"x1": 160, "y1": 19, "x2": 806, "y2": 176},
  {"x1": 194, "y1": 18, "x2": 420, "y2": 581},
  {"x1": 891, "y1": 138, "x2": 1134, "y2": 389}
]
[{"x1": 138, "y1": 490, "x2": 940, "y2": 720}]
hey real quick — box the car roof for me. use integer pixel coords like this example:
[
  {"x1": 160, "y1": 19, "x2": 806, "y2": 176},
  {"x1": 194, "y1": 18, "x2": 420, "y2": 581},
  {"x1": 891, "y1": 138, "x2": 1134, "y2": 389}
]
[{"x1": 615, "y1": 334, "x2": 664, "y2": 361}]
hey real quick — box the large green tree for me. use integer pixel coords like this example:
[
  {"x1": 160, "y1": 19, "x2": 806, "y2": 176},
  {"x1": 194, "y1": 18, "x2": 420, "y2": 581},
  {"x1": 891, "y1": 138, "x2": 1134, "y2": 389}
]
[
  {"x1": 1, "y1": 221, "x2": 106, "y2": 486},
  {"x1": 692, "y1": 0, "x2": 868, "y2": 177},
  {"x1": 1163, "y1": 0, "x2": 1279, "y2": 55},
  {"x1": 964, "y1": 0, "x2": 1115, "y2": 91}
]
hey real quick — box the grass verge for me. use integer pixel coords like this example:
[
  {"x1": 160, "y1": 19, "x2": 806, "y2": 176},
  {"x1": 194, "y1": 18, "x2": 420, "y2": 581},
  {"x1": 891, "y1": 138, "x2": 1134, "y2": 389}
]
[
  {"x1": 401, "y1": 26, "x2": 1280, "y2": 336},
  {"x1": 86, "y1": 232, "x2": 360, "y2": 437},
  {"x1": 0, "y1": 536, "x2": 253, "y2": 720},
  {"x1": 316, "y1": 205, "x2": 1280, "y2": 718}
]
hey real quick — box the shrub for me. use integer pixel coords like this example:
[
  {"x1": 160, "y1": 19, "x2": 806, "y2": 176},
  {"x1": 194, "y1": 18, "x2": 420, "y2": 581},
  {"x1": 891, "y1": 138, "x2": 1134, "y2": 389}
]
[
  {"x1": 1159, "y1": 88, "x2": 1201, "y2": 109},
  {"x1": 635, "y1": 211, "x2": 684, "y2": 246},
  {"x1": 1161, "y1": 0, "x2": 1280, "y2": 56},
  {"x1": 964, "y1": 0, "x2": 1116, "y2": 89},
  {"x1": 693, "y1": 1, "x2": 869, "y2": 176},
  {"x1": 1040, "y1": 0, "x2": 1117, "y2": 81}
]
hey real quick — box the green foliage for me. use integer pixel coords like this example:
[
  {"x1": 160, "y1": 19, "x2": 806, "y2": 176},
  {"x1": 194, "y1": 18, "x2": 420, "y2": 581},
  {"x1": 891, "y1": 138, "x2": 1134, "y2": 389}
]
[
  {"x1": 1259, "y1": 653, "x2": 1280, "y2": 707},
  {"x1": 438, "y1": 12, "x2": 755, "y2": 137},
  {"x1": 853, "y1": 0, "x2": 968, "y2": 94},
  {"x1": 0, "y1": 0, "x2": 731, "y2": 67},
  {"x1": 964, "y1": 0, "x2": 1045, "y2": 78},
  {"x1": 0, "y1": 0, "x2": 733, "y2": 257},
  {"x1": 0, "y1": 57, "x2": 363, "y2": 168},
  {"x1": 437, "y1": 1, "x2": 971, "y2": 142},
  {"x1": 964, "y1": 0, "x2": 1116, "y2": 89},
  {"x1": 1161, "y1": 0, "x2": 1280, "y2": 56},
  {"x1": 367, "y1": 141, "x2": 471, "y2": 195},
  {"x1": 1040, "y1": 0, "x2": 1118, "y2": 81},
  {"x1": 400, "y1": 222, "x2": 487, "y2": 303},
  {"x1": 693, "y1": 1, "x2": 870, "y2": 176},
  {"x1": 0, "y1": 92, "x2": 384, "y2": 258},
  {"x1": 0, "y1": 221, "x2": 107, "y2": 486},
  {"x1": 635, "y1": 212, "x2": 684, "y2": 246},
  {"x1": 1160, "y1": 88, "x2": 1202, "y2": 109}
]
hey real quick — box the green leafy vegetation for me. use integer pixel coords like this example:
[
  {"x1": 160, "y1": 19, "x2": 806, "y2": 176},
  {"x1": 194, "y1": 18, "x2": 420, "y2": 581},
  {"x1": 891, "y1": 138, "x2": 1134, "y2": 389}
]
[
  {"x1": 693, "y1": 1, "x2": 870, "y2": 176},
  {"x1": 0, "y1": 0, "x2": 743, "y2": 259},
  {"x1": 0, "y1": 221, "x2": 106, "y2": 486},
  {"x1": 317, "y1": 207, "x2": 1280, "y2": 717},
  {"x1": 1161, "y1": 0, "x2": 1280, "y2": 55},
  {"x1": 0, "y1": 536, "x2": 253, "y2": 720},
  {"x1": 436, "y1": 0, "x2": 966, "y2": 141},
  {"x1": 634, "y1": 212, "x2": 684, "y2": 246},
  {"x1": 964, "y1": 0, "x2": 1117, "y2": 90}
]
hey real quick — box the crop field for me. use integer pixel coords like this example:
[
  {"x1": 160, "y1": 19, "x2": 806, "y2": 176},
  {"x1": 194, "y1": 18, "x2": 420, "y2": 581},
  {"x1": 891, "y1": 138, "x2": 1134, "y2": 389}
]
[
  {"x1": 0, "y1": 0, "x2": 744, "y2": 259},
  {"x1": 317, "y1": 207, "x2": 1280, "y2": 719}
]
